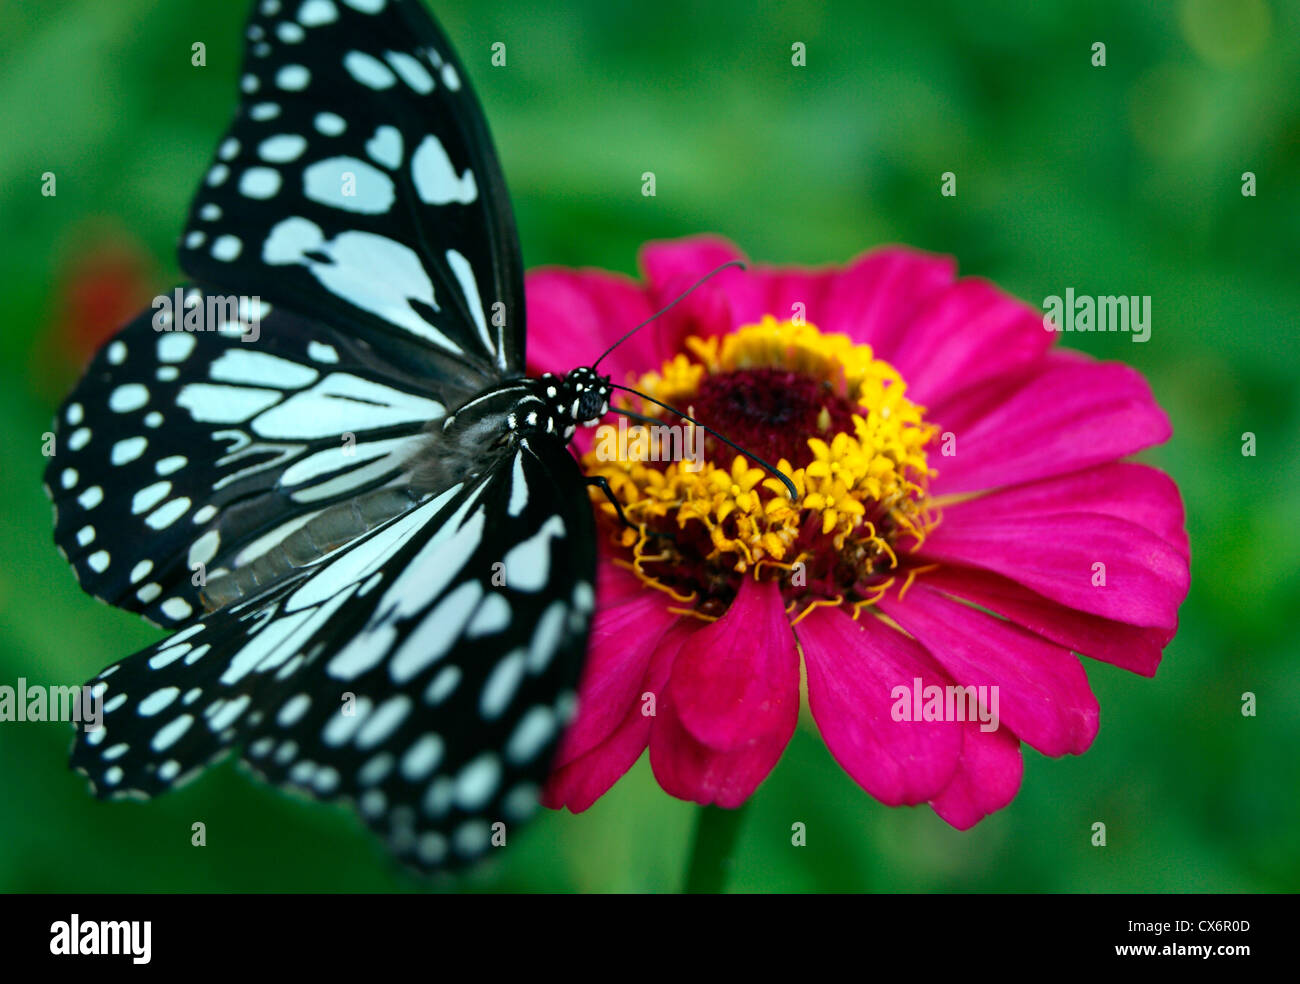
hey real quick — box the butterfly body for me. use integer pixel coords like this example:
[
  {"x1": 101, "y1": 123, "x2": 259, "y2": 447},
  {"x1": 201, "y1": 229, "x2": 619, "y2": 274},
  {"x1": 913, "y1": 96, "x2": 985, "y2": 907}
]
[{"x1": 44, "y1": 0, "x2": 613, "y2": 871}]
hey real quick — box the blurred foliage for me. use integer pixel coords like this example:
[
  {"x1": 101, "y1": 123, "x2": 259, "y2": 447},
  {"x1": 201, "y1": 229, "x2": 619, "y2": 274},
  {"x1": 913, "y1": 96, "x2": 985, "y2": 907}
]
[{"x1": 0, "y1": 0, "x2": 1296, "y2": 893}]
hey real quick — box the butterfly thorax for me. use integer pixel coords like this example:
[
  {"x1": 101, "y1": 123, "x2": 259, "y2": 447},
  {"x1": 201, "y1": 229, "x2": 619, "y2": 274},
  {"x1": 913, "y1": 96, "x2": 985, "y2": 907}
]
[
  {"x1": 436, "y1": 367, "x2": 609, "y2": 449},
  {"x1": 404, "y1": 366, "x2": 606, "y2": 488}
]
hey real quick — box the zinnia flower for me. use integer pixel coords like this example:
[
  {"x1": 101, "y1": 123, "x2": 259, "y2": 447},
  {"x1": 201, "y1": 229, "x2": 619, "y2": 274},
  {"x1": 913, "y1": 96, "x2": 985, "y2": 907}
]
[{"x1": 526, "y1": 235, "x2": 1189, "y2": 828}]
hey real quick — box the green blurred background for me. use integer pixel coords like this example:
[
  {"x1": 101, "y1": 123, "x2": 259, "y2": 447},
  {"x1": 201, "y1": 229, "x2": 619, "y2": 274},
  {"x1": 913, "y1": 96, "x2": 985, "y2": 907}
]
[{"x1": 0, "y1": 0, "x2": 1296, "y2": 892}]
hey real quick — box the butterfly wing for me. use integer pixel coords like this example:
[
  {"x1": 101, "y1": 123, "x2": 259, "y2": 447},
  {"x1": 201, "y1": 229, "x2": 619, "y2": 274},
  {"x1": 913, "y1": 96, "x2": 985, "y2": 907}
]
[
  {"x1": 71, "y1": 436, "x2": 596, "y2": 871},
  {"x1": 182, "y1": 0, "x2": 524, "y2": 377},
  {"x1": 47, "y1": 0, "x2": 529, "y2": 628},
  {"x1": 44, "y1": 293, "x2": 459, "y2": 629}
]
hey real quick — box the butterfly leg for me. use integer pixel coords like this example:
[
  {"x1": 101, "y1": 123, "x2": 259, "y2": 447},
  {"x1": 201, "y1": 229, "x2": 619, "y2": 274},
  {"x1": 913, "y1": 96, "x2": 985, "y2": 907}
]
[{"x1": 585, "y1": 475, "x2": 675, "y2": 544}]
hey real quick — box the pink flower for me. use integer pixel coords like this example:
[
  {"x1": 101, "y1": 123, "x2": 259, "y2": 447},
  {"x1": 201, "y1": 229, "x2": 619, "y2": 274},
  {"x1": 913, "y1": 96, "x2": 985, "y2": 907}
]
[{"x1": 526, "y1": 235, "x2": 1190, "y2": 828}]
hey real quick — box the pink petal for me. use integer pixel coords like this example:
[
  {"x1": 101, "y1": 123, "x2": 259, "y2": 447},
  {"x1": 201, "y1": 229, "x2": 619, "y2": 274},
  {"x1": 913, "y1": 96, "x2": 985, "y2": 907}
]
[
  {"x1": 742, "y1": 267, "x2": 838, "y2": 330},
  {"x1": 886, "y1": 278, "x2": 1054, "y2": 406},
  {"x1": 928, "y1": 355, "x2": 1172, "y2": 495},
  {"x1": 648, "y1": 579, "x2": 798, "y2": 807},
  {"x1": 640, "y1": 235, "x2": 748, "y2": 295},
  {"x1": 639, "y1": 236, "x2": 755, "y2": 351},
  {"x1": 915, "y1": 358, "x2": 1045, "y2": 441},
  {"x1": 543, "y1": 616, "x2": 688, "y2": 812},
  {"x1": 929, "y1": 723, "x2": 1024, "y2": 830},
  {"x1": 670, "y1": 578, "x2": 799, "y2": 751},
  {"x1": 822, "y1": 247, "x2": 956, "y2": 356},
  {"x1": 591, "y1": 550, "x2": 655, "y2": 606},
  {"x1": 550, "y1": 562, "x2": 679, "y2": 770},
  {"x1": 649, "y1": 699, "x2": 790, "y2": 809},
  {"x1": 918, "y1": 511, "x2": 1188, "y2": 631},
  {"x1": 879, "y1": 584, "x2": 1100, "y2": 757},
  {"x1": 542, "y1": 704, "x2": 650, "y2": 813},
  {"x1": 920, "y1": 565, "x2": 1171, "y2": 677},
  {"x1": 797, "y1": 605, "x2": 962, "y2": 805},
  {"x1": 941, "y1": 461, "x2": 1189, "y2": 556},
  {"x1": 523, "y1": 268, "x2": 657, "y2": 384}
]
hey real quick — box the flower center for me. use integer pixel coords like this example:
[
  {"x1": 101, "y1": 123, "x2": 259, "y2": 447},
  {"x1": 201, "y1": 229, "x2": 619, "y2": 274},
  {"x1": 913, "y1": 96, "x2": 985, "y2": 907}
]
[
  {"x1": 584, "y1": 316, "x2": 937, "y2": 620},
  {"x1": 688, "y1": 368, "x2": 859, "y2": 469}
]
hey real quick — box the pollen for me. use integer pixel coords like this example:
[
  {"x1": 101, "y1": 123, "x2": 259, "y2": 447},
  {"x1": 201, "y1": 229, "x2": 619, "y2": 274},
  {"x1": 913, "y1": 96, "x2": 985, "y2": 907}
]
[{"x1": 583, "y1": 317, "x2": 938, "y2": 613}]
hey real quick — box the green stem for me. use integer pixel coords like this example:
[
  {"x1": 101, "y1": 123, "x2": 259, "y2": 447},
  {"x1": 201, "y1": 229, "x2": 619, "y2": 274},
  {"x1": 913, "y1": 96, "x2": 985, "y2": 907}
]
[{"x1": 683, "y1": 803, "x2": 748, "y2": 893}]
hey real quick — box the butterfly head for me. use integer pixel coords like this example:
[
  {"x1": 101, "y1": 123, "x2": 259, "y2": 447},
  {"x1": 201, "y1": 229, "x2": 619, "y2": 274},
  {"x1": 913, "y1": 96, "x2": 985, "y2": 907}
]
[{"x1": 552, "y1": 366, "x2": 611, "y2": 433}]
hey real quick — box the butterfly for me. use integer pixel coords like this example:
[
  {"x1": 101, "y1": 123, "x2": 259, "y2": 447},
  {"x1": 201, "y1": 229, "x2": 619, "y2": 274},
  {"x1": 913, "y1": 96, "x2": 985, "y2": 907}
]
[{"x1": 43, "y1": 0, "x2": 622, "y2": 872}]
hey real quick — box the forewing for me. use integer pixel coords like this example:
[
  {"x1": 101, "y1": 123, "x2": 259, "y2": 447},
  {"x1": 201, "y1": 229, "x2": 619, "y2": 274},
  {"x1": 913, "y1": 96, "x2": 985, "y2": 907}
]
[
  {"x1": 70, "y1": 437, "x2": 597, "y2": 871},
  {"x1": 181, "y1": 0, "x2": 525, "y2": 376},
  {"x1": 44, "y1": 290, "x2": 465, "y2": 629}
]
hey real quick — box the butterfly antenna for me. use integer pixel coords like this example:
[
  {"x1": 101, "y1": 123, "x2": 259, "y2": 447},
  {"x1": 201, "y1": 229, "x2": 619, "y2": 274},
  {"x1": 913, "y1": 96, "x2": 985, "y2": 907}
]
[
  {"x1": 591, "y1": 260, "x2": 746, "y2": 370},
  {"x1": 608, "y1": 384, "x2": 798, "y2": 500}
]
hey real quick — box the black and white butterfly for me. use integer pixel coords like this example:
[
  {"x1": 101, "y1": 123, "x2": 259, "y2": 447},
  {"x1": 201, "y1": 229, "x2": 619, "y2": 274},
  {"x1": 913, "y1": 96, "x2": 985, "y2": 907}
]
[{"x1": 43, "y1": 0, "x2": 619, "y2": 872}]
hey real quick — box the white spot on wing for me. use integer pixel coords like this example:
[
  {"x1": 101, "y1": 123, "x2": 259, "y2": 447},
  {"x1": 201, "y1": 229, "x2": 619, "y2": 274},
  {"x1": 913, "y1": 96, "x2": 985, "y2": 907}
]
[
  {"x1": 506, "y1": 706, "x2": 557, "y2": 765},
  {"x1": 508, "y1": 451, "x2": 528, "y2": 516},
  {"x1": 385, "y1": 51, "x2": 434, "y2": 93},
  {"x1": 299, "y1": 0, "x2": 338, "y2": 26},
  {"x1": 177, "y1": 384, "x2": 281, "y2": 423},
  {"x1": 366, "y1": 126, "x2": 403, "y2": 170},
  {"x1": 132, "y1": 482, "x2": 171, "y2": 515},
  {"x1": 343, "y1": 0, "x2": 386, "y2": 15},
  {"x1": 466, "y1": 593, "x2": 510, "y2": 638},
  {"x1": 303, "y1": 157, "x2": 395, "y2": 214},
  {"x1": 314, "y1": 112, "x2": 345, "y2": 136},
  {"x1": 239, "y1": 167, "x2": 282, "y2": 199},
  {"x1": 355, "y1": 695, "x2": 412, "y2": 749},
  {"x1": 138, "y1": 687, "x2": 179, "y2": 716},
  {"x1": 262, "y1": 223, "x2": 461, "y2": 355},
  {"x1": 188, "y1": 530, "x2": 221, "y2": 568},
  {"x1": 209, "y1": 349, "x2": 319, "y2": 389},
  {"x1": 262, "y1": 216, "x2": 324, "y2": 264},
  {"x1": 343, "y1": 50, "x2": 396, "y2": 89},
  {"x1": 110, "y1": 436, "x2": 147, "y2": 465},
  {"x1": 161, "y1": 596, "x2": 193, "y2": 620},
  {"x1": 109, "y1": 384, "x2": 149, "y2": 413},
  {"x1": 528, "y1": 602, "x2": 568, "y2": 672},
  {"x1": 212, "y1": 236, "x2": 243, "y2": 261},
  {"x1": 411, "y1": 136, "x2": 477, "y2": 205},
  {"x1": 400, "y1": 733, "x2": 444, "y2": 781},
  {"x1": 445, "y1": 249, "x2": 493, "y2": 355},
  {"x1": 157, "y1": 333, "x2": 196, "y2": 363},
  {"x1": 259, "y1": 134, "x2": 308, "y2": 162},
  {"x1": 479, "y1": 649, "x2": 525, "y2": 719},
  {"x1": 502, "y1": 515, "x2": 565, "y2": 592},
  {"x1": 455, "y1": 754, "x2": 500, "y2": 811},
  {"x1": 388, "y1": 581, "x2": 482, "y2": 683},
  {"x1": 151, "y1": 714, "x2": 194, "y2": 752},
  {"x1": 307, "y1": 341, "x2": 339, "y2": 363},
  {"x1": 276, "y1": 64, "x2": 311, "y2": 90}
]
